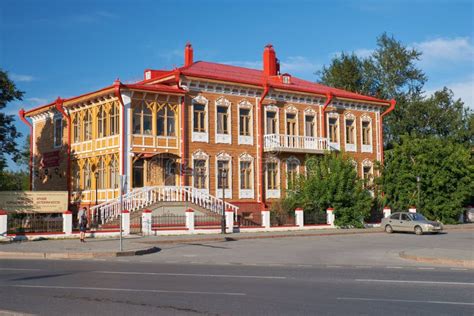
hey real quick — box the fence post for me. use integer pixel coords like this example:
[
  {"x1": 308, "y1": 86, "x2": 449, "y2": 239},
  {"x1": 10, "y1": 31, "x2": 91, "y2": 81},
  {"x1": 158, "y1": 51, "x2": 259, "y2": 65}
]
[
  {"x1": 0, "y1": 210, "x2": 7, "y2": 236},
  {"x1": 122, "y1": 210, "x2": 130, "y2": 235},
  {"x1": 326, "y1": 208, "x2": 335, "y2": 227},
  {"x1": 63, "y1": 211, "x2": 73, "y2": 235},
  {"x1": 383, "y1": 207, "x2": 391, "y2": 218},
  {"x1": 225, "y1": 209, "x2": 234, "y2": 233},
  {"x1": 409, "y1": 206, "x2": 417, "y2": 213},
  {"x1": 142, "y1": 209, "x2": 152, "y2": 236},
  {"x1": 295, "y1": 208, "x2": 304, "y2": 228},
  {"x1": 186, "y1": 209, "x2": 195, "y2": 232},
  {"x1": 261, "y1": 210, "x2": 270, "y2": 228}
]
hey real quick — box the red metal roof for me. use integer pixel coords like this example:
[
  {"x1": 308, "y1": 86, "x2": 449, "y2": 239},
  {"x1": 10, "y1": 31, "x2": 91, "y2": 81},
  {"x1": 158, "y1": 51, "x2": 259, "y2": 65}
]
[
  {"x1": 123, "y1": 83, "x2": 185, "y2": 94},
  {"x1": 179, "y1": 61, "x2": 389, "y2": 104}
]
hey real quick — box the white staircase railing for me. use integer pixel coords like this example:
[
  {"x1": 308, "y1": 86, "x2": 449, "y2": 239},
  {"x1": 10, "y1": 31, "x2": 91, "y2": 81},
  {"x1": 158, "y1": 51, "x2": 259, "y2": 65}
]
[{"x1": 90, "y1": 186, "x2": 239, "y2": 225}]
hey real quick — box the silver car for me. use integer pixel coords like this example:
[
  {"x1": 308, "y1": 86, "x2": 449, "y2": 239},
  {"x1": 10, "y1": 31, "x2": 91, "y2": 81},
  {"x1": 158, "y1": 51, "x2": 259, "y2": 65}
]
[{"x1": 382, "y1": 212, "x2": 443, "y2": 235}]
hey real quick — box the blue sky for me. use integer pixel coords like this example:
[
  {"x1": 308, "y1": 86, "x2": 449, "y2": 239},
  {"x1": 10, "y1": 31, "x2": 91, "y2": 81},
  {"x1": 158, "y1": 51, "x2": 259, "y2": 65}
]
[{"x1": 1, "y1": 0, "x2": 473, "y2": 170}]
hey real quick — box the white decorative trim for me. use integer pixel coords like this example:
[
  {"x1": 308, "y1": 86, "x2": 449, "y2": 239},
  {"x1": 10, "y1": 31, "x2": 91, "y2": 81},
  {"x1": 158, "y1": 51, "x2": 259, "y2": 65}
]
[
  {"x1": 192, "y1": 95, "x2": 209, "y2": 143},
  {"x1": 238, "y1": 153, "x2": 254, "y2": 199},
  {"x1": 344, "y1": 112, "x2": 357, "y2": 152},
  {"x1": 237, "y1": 100, "x2": 254, "y2": 145},
  {"x1": 264, "y1": 105, "x2": 279, "y2": 134},
  {"x1": 286, "y1": 156, "x2": 300, "y2": 190},
  {"x1": 192, "y1": 150, "x2": 209, "y2": 194},
  {"x1": 360, "y1": 114, "x2": 373, "y2": 153},
  {"x1": 284, "y1": 106, "x2": 299, "y2": 136},
  {"x1": 327, "y1": 112, "x2": 340, "y2": 151},
  {"x1": 304, "y1": 109, "x2": 317, "y2": 139},
  {"x1": 265, "y1": 156, "x2": 280, "y2": 199},
  {"x1": 215, "y1": 152, "x2": 232, "y2": 199},
  {"x1": 215, "y1": 97, "x2": 231, "y2": 144}
]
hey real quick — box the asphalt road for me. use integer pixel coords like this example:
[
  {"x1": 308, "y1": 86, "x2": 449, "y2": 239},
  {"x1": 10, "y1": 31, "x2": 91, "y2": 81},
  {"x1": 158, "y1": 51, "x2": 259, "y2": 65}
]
[{"x1": 1, "y1": 231, "x2": 473, "y2": 315}]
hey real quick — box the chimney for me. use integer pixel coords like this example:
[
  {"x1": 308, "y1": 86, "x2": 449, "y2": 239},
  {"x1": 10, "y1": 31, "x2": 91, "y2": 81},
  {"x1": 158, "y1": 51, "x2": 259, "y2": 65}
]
[
  {"x1": 184, "y1": 42, "x2": 193, "y2": 67},
  {"x1": 263, "y1": 44, "x2": 277, "y2": 76}
]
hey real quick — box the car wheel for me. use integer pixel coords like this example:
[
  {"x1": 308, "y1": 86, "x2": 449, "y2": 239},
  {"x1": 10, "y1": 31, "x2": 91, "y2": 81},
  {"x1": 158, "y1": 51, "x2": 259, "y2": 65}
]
[
  {"x1": 414, "y1": 226, "x2": 423, "y2": 235},
  {"x1": 385, "y1": 225, "x2": 393, "y2": 234}
]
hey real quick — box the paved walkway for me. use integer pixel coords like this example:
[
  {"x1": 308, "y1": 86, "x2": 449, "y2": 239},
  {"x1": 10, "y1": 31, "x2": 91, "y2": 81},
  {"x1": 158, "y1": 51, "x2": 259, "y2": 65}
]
[{"x1": 0, "y1": 224, "x2": 472, "y2": 262}]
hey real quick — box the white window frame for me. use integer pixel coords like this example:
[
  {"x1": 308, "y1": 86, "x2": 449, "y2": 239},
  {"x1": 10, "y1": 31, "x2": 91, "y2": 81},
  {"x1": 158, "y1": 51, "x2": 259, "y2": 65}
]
[
  {"x1": 360, "y1": 115, "x2": 373, "y2": 153},
  {"x1": 237, "y1": 100, "x2": 253, "y2": 145},
  {"x1": 327, "y1": 112, "x2": 340, "y2": 151},
  {"x1": 215, "y1": 97, "x2": 231, "y2": 144},
  {"x1": 284, "y1": 105, "x2": 299, "y2": 136},
  {"x1": 192, "y1": 95, "x2": 209, "y2": 143},
  {"x1": 264, "y1": 105, "x2": 279, "y2": 135},
  {"x1": 238, "y1": 153, "x2": 254, "y2": 199},
  {"x1": 192, "y1": 150, "x2": 209, "y2": 195},
  {"x1": 362, "y1": 159, "x2": 373, "y2": 187},
  {"x1": 344, "y1": 112, "x2": 357, "y2": 152},
  {"x1": 304, "y1": 108, "x2": 317, "y2": 138},
  {"x1": 286, "y1": 156, "x2": 300, "y2": 190},
  {"x1": 215, "y1": 152, "x2": 232, "y2": 199},
  {"x1": 265, "y1": 157, "x2": 280, "y2": 199},
  {"x1": 53, "y1": 116, "x2": 63, "y2": 148}
]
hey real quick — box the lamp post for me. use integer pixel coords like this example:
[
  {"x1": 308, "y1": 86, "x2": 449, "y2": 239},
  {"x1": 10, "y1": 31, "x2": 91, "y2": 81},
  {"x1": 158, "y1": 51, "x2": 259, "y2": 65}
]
[
  {"x1": 94, "y1": 171, "x2": 99, "y2": 206},
  {"x1": 220, "y1": 167, "x2": 228, "y2": 234}
]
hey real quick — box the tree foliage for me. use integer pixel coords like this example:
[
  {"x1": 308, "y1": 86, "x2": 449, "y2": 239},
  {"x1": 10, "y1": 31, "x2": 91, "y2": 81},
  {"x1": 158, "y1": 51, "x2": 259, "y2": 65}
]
[
  {"x1": 287, "y1": 153, "x2": 372, "y2": 228},
  {"x1": 380, "y1": 136, "x2": 473, "y2": 224},
  {"x1": 0, "y1": 70, "x2": 24, "y2": 171}
]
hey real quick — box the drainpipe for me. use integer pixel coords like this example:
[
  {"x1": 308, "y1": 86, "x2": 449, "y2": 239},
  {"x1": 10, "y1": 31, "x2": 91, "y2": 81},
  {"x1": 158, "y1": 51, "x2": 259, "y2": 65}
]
[
  {"x1": 258, "y1": 82, "x2": 270, "y2": 208},
  {"x1": 55, "y1": 97, "x2": 71, "y2": 206},
  {"x1": 320, "y1": 92, "x2": 333, "y2": 138},
  {"x1": 18, "y1": 109, "x2": 33, "y2": 190},
  {"x1": 114, "y1": 80, "x2": 126, "y2": 176},
  {"x1": 379, "y1": 99, "x2": 396, "y2": 164}
]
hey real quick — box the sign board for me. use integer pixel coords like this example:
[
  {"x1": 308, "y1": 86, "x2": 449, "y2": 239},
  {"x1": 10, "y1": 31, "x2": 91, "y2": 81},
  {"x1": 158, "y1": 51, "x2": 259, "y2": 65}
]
[
  {"x1": 0, "y1": 191, "x2": 68, "y2": 213},
  {"x1": 41, "y1": 151, "x2": 61, "y2": 168}
]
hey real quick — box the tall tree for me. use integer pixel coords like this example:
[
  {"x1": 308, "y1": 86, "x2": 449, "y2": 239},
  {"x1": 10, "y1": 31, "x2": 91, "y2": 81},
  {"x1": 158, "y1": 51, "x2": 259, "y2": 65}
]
[
  {"x1": 0, "y1": 70, "x2": 24, "y2": 171},
  {"x1": 380, "y1": 136, "x2": 473, "y2": 224}
]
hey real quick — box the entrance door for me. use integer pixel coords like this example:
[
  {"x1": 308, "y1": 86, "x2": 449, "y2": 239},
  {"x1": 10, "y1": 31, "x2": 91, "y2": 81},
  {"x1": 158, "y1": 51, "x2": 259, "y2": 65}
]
[{"x1": 163, "y1": 158, "x2": 176, "y2": 186}]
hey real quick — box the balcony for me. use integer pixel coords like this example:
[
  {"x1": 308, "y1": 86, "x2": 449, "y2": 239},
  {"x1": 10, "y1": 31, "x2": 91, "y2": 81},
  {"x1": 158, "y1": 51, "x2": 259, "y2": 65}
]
[{"x1": 264, "y1": 134, "x2": 332, "y2": 154}]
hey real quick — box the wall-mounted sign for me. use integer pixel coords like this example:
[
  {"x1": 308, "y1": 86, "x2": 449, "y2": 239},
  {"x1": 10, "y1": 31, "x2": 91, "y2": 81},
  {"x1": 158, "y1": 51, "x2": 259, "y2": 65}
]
[
  {"x1": 0, "y1": 191, "x2": 68, "y2": 213},
  {"x1": 40, "y1": 151, "x2": 61, "y2": 168}
]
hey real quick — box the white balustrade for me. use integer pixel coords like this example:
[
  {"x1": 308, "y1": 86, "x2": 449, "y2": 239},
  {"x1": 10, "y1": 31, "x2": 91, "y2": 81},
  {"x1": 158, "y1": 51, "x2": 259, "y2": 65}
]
[
  {"x1": 90, "y1": 185, "x2": 239, "y2": 225},
  {"x1": 264, "y1": 134, "x2": 329, "y2": 152}
]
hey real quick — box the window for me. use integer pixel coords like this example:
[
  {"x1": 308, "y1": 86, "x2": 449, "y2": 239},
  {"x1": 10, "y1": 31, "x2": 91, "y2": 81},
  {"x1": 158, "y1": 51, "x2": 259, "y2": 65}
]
[
  {"x1": 73, "y1": 115, "x2": 80, "y2": 143},
  {"x1": 286, "y1": 113, "x2": 297, "y2": 136},
  {"x1": 193, "y1": 159, "x2": 207, "y2": 189},
  {"x1": 239, "y1": 108, "x2": 251, "y2": 136},
  {"x1": 305, "y1": 115, "x2": 315, "y2": 137},
  {"x1": 345, "y1": 119, "x2": 355, "y2": 144},
  {"x1": 97, "y1": 106, "x2": 105, "y2": 138},
  {"x1": 362, "y1": 160, "x2": 373, "y2": 188},
  {"x1": 328, "y1": 117, "x2": 338, "y2": 143},
  {"x1": 266, "y1": 111, "x2": 277, "y2": 134},
  {"x1": 109, "y1": 157, "x2": 119, "y2": 189},
  {"x1": 217, "y1": 160, "x2": 230, "y2": 189},
  {"x1": 72, "y1": 161, "x2": 80, "y2": 190},
  {"x1": 83, "y1": 160, "x2": 91, "y2": 190},
  {"x1": 193, "y1": 104, "x2": 206, "y2": 132},
  {"x1": 157, "y1": 104, "x2": 176, "y2": 136},
  {"x1": 240, "y1": 161, "x2": 252, "y2": 190},
  {"x1": 216, "y1": 105, "x2": 229, "y2": 134},
  {"x1": 97, "y1": 158, "x2": 105, "y2": 190},
  {"x1": 133, "y1": 103, "x2": 152, "y2": 135},
  {"x1": 266, "y1": 162, "x2": 278, "y2": 190},
  {"x1": 287, "y1": 159, "x2": 299, "y2": 190},
  {"x1": 133, "y1": 160, "x2": 144, "y2": 188},
  {"x1": 109, "y1": 104, "x2": 119, "y2": 136},
  {"x1": 83, "y1": 110, "x2": 92, "y2": 141},
  {"x1": 362, "y1": 121, "x2": 371, "y2": 145},
  {"x1": 390, "y1": 213, "x2": 400, "y2": 220},
  {"x1": 401, "y1": 213, "x2": 410, "y2": 221},
  {"x1": 53, "y1": 117, "x2": 62, "y2": 147}
]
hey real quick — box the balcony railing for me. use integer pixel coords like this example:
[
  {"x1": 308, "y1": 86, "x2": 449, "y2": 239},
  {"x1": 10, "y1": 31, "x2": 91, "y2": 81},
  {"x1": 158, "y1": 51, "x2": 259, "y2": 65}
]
[{"x1": 264, "y1": 134, "x2": 330, "y2": 153}]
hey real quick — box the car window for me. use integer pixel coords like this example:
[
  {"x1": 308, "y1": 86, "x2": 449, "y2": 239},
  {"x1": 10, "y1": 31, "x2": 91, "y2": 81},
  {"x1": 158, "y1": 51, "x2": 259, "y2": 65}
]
[
  {"x1": 390, "y1": 214, "x2": 399, "y2": 220},
  {"x1": 409, "y1": 213, "x2": 426, "y2": 221},
  {"x1": 401, "y1": 214, "x2": 410, "y2": 221}
]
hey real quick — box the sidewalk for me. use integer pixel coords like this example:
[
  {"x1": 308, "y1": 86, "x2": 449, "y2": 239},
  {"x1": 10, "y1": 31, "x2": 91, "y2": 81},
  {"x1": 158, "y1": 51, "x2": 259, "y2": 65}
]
[{"x1": 0, "y1": 223, "x2": 472, "y2": 260}]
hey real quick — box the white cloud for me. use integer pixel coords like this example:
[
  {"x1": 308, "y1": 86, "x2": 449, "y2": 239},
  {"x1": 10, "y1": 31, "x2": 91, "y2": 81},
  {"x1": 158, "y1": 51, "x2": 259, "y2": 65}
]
[
  {"x1": 424, "y1": 76, "x2": 474, "y2": 109},
  {"x1": 414, "y1": 37, "x2": 474, "y2": 66},
  {"x1": 27, "y1": 97, "x2": 48, "y2": 105},
  {"x1": 10, "y1": 73, "x2": 35, "y2": 82}
]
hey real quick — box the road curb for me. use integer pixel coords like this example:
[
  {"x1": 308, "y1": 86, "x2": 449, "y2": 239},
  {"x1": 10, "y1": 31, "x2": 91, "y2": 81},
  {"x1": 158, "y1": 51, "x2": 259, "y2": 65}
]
[
  {"x1": 399, "y1": 251, "x2": 474, "y2": 268},
  {"x1": 0, "y1": 247, "x2": 159, "y2": 260}
]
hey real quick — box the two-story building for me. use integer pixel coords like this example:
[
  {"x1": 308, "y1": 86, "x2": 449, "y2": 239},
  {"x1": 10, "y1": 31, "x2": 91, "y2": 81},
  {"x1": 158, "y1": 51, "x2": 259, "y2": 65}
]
[{"x1": 20, "y1": 43, "x2": 395, "y2": 217}]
